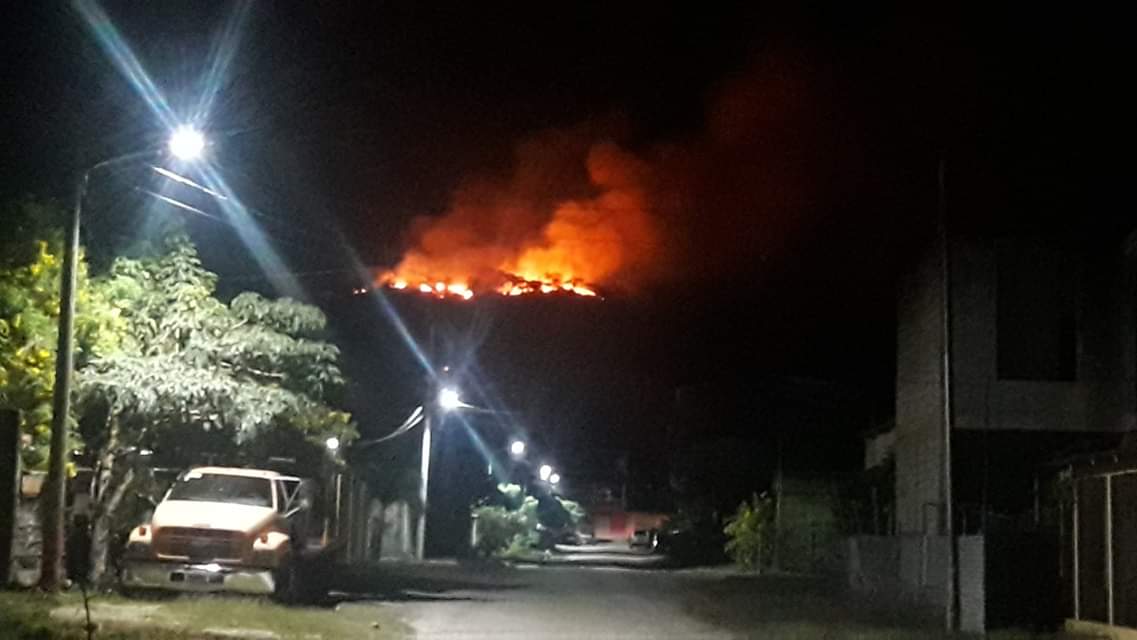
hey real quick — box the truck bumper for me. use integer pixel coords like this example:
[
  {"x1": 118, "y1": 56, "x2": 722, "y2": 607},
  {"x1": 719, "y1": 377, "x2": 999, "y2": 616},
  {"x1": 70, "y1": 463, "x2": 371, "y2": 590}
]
[{"x1": 121, "y1": 560, "x2": 276, "y2": 595}]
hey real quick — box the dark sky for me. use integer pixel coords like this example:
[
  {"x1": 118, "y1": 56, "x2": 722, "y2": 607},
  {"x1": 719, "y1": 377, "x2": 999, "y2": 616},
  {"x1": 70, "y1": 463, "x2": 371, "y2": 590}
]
[{"x1": 1, "y1": 3, "x2": 1123, "y2": 481}]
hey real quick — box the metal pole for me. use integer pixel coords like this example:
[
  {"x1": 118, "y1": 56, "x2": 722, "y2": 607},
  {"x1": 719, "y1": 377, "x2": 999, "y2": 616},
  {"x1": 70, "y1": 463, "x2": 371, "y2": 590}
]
[
  {"x1": 416, "y1": 409, "x2": 433, "y2": 561},
  {"x1": 773, "y1": 436, "x2": 783, "y2": 571},
  {"x1": 938, "y1": 157, "x2": 959, "y2": 631},
  {"x1": 39, "y1": 170, "x2": 86, "y2": 591},
  {"x1": 1105, "y1": 475, "x2": 1114, "y2": 625},
  {"x1": 1072, "y1": 476, "x2": 1080, "y2": 620}
]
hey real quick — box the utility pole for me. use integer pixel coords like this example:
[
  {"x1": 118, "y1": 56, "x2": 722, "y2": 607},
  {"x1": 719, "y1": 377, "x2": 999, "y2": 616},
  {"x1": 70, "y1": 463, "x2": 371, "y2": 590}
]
[
  {"x1": 938, "y1": 156, "x2": 959, "y2": 632},
  {"x1": 416, "y1": 407, "x2": 433, "y2": 561},
  {"x1": 772, "y1": 436, "x2": 784, "y2": 572},
  {"x1": 39, "y1": 171, "x2": 86, "y2": 591}
]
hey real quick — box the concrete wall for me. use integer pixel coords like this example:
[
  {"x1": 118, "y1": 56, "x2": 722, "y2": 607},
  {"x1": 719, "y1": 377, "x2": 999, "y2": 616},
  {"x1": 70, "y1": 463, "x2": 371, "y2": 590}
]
[
  {"x1": 365, "y1": 499, "x2": 414, "y2": 561},
  {"x1": 950, "y1": 238, "x2": 1136, "y2": 434},
  {"x1": 845, "y1": 534, "x2": 985, "y2": 633}
]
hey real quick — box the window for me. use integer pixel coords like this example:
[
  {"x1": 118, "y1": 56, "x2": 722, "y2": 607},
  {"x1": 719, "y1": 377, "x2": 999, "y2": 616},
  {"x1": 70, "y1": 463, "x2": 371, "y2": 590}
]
[
  {"x1": 996, "y1": 239, "x2": 1077, "y2": 380},
  {"x1": 167, "y1": 473, "x2": 274, "y2": 508}
]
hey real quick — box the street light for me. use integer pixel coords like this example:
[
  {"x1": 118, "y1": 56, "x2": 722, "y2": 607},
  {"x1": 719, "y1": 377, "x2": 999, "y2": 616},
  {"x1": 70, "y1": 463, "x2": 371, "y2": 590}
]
[
  {"x1": 39, "y1": 126, "x2": 208, "y2": 590},
  {"x1": 325, "y1": 436, "x2": 340, "y2": 452},
  {"x1": 438, "y1": 387, "x2": 463, "y2": 411},
  {"x1": 539, "y1": 464, "x2": 553, "y2": 482},
  {"x1": 509, "y1": 439, "x2": 526, "y2": 457},
  {"x1": 168, "y1": 125, "x2": 206, "y2": 160},
  {"x1": 548, "y1": 473, "x2": 561, "y2": 486}
]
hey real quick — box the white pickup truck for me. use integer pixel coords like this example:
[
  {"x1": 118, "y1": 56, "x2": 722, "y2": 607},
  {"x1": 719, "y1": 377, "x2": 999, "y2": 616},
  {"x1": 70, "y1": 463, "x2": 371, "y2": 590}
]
[{"x1": 120, "y1": 466, "x2": 315, "y2": 597}]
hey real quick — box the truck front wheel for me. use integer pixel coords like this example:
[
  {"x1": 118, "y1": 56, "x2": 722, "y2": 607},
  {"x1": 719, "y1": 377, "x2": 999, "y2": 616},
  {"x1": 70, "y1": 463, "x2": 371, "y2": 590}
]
[{"x1": 272, "y1": 558, "x2": 301, "y2": 604}]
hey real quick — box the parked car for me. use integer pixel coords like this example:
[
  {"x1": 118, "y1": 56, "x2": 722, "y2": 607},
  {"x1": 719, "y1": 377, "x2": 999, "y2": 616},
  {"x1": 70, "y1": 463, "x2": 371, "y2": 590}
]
[{"x1": 628, "y1": 528, "x2": 657, "y2": 549}]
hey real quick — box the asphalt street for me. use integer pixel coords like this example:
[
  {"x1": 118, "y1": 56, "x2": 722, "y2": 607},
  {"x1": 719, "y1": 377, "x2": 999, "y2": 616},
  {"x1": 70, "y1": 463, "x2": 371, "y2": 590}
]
[{"x1": 335, "y1": 560, "x2": 912, "y2": 640}]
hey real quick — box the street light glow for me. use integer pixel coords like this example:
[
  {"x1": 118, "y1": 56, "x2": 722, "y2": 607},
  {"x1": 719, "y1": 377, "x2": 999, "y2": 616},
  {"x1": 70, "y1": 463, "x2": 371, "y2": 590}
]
[
  {"x1": 510, "y1": 439, "x2": 526, "y2": 456},
  {"x1": 325, "y1": 436, "x2": 340, "y2": 452},
  {"x1": 168, "y1": 126, "x2": 205, "y2": 160},
  {"x1": 438, "y1": 387, "x2": 463, "y2": 411},
  {"x1": 549, "y1": 473, "x2": 561, "y2": 485},
  {"x1": 539, "y1": 464, "x2": 553, "y2": 481}
]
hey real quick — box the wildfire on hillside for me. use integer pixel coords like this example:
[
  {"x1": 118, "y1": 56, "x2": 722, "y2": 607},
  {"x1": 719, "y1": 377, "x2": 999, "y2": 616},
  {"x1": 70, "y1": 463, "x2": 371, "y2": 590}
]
[
  {"x1": 375, "y1": 271, "x2": 598, "y2": 300},
  {"x1": 374, "y1": 50, "x2": 849, "y2": 301},
  {"x1": 374, "y1": 141, "x2": 655, "y2": 301}
]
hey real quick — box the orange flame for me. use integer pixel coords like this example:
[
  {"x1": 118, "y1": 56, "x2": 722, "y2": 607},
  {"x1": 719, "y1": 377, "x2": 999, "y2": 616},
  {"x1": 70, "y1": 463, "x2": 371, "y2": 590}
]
[{"x1": 376, "y1": 142, "x2": 654, "y2": 300}]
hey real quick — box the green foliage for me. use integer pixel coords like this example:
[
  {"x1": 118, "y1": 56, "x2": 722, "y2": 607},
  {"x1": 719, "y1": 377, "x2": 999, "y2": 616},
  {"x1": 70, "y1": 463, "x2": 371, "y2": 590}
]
[
  {"x1": 724, "y1": 492, "x2": 774, "y2": 572},
  {"x1": 471, "y1": 483, "x2": 585, "y2": 557},
  {"x1": 471, "y1": 504, "x2": 531, "y2": 557},
  {"x1": 0, "y1": 199, "x2": 125, "y2": 468},
  {"x1": 559, "y1": 499, "x2": 586, "y2": 527},
  {"x1": 76, "y1": 234, "x2": 356, "y2": 460}
]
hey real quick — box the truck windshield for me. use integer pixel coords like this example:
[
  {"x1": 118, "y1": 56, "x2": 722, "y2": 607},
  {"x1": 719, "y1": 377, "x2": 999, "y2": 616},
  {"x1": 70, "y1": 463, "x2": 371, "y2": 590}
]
[{"x1": 167, "y1": 474, "x2": 273, "y2": 508}]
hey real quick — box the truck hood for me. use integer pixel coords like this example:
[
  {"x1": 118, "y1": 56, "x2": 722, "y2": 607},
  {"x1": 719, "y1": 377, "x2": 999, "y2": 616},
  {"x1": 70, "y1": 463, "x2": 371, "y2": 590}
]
[{"x1": 152, "y1": 500, "x2": 276, "y2": 534}]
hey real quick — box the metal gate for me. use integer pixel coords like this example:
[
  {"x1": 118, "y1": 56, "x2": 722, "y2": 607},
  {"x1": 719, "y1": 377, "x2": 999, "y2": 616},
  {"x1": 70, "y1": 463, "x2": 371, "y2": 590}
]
[{"x1": 1061, "y1": 453, "x2": 1137, "y2": 629}]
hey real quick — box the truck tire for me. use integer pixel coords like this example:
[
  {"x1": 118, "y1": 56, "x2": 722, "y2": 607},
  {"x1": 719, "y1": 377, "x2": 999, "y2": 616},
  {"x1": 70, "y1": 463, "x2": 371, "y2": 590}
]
[
  {"x1": 274, "y1": 556, "x2": 331, "y2": 605},
  {"x1": 272, "y1": 558, "x2": 301, "y2": 604}
]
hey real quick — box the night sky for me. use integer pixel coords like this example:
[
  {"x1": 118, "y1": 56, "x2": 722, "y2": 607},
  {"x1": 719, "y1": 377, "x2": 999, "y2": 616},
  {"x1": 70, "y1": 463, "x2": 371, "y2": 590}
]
[{"x1": 1, "y1": 3, "x2": 1122, "y2": 493}]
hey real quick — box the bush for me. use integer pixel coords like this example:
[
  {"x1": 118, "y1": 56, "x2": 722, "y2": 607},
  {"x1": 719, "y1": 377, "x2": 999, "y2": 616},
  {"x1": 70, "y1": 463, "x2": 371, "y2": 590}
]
[
  {"x1": 471, "y1": 502, "x2": 533, "y2": 557},
  {"x1": 471, "y1": 484, "x2": 582, "y2": 556},
  {"x1": 723, "y1": 492, "x2": 774, "y2": 571}
]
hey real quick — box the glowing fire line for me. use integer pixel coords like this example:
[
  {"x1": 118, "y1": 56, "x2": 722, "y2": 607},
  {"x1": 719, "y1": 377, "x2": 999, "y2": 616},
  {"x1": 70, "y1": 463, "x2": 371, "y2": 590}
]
[{"x1": 376, "y1": 272, "x2": 598, "y2": 300}]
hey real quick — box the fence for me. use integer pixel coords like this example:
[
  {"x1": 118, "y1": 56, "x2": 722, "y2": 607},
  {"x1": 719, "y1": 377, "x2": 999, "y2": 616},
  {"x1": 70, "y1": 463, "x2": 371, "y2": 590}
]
[{"x1": 1061, "y1": 453, "x2": 1137, "y2": 629}]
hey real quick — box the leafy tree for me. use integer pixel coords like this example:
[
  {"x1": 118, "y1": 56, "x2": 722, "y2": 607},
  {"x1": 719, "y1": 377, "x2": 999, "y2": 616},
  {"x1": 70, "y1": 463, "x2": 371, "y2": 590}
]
[
  {"x1": 75, "y1": 235, "x2": 355, "y2": 583},
  {"x1": 0, "y1": 199, "x2": 124, "y2": 469},
  {"x1": 470, "y1": 483, "x2": 584, "y2": 557},
  {"x1": 724, "y1": 492, "x2": 774, "y2": 572}
]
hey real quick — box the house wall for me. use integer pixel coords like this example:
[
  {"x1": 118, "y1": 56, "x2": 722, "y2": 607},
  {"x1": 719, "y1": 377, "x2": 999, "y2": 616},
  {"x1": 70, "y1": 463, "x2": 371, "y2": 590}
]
[
  {"x1": 950, "y1": 239, "x2": 1136, "y2": 434},
  {"x1": 895, "y1": 243, "x2": 948, "y2": 534},
  {"x1": 894, "y1": 234, "x2": 1137, "y2": 534},
  {"x1": 845, "y1": 534, "x2": 985, "y2": 633}
]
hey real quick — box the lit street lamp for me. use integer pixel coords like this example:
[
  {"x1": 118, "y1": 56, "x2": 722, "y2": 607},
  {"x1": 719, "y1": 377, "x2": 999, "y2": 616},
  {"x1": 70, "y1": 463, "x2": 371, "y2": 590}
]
[
  {"x1": 325, "y1": 436, "x2": 340, "y2": 452},
  {"x1": 539, "y1": 464, "x2": 554, "y2": 482},
  {"x1": 39, "y1": 127, "x2": 207, "y2": 590},
  {"x1": 438, "y1": 387, "x2": 463, "y2": 411},
  {"x1": 548, "y1": 472, "x2": 561, "y2": 486},
  {"x1": 168, "y1": 125, "x2": 206, "y2": 160},
  {"x1": 509, "y1": 439, "x2": 526, "y2": 457}
]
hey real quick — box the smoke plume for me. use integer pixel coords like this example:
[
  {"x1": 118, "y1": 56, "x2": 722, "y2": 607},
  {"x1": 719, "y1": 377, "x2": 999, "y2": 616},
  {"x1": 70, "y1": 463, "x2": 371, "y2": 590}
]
[{"x1": 381, "y1": 47, "x2": 864, "y2": 296}]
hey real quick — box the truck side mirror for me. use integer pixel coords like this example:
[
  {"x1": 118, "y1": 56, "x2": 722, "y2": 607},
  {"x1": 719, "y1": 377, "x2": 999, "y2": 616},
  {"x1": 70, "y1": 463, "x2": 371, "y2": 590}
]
[{"x1": 284, "y1": 496, "x2": 311, "y2": 519}]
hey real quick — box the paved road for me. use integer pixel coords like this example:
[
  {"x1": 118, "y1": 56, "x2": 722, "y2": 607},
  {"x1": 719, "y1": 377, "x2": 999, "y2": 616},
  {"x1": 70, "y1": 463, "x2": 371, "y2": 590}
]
[
  {"x1": 335, "y1": 561, "x2": 911, "y2": 640},
  {"x1": 347, "y1": 564, "x2": 729, "y2": 639}
]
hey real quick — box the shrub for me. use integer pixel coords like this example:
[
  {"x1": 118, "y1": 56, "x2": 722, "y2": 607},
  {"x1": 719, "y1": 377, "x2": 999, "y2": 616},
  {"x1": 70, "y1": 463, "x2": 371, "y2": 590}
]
[{"x1": 724, "y1": 492, "x2": 774, "y2": 571}]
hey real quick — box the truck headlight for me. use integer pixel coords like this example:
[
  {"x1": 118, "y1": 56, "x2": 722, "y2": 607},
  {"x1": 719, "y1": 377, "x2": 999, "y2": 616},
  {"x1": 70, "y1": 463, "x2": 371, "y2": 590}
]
[
  {"x1": 126, "y1": 524, "x2": 153, "y2": 557},
  {"x1": 252, "y1": 530, "x2": 289, "y2": 552}
]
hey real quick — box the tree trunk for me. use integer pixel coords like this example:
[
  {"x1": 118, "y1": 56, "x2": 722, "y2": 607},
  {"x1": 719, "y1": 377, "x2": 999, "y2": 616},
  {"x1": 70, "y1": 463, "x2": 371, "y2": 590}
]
[
  {"x1": 88, "y1": 466, "x2": 133, "y2": 586},
  {"x1": 86, "y1": 414, "x2": 128, "y2": 587}
]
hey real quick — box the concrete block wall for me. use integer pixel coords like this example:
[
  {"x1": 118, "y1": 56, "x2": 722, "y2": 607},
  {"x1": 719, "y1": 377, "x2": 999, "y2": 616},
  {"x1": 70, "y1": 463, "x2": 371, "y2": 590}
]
[{"x1": 846, "y1": 534, "x2": 985, "y2": 633}]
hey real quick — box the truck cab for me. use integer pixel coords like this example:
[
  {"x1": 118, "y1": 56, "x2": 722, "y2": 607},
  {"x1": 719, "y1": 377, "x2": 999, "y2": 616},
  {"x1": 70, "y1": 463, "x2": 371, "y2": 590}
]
[{"x1": 121, "y1": 466, "x2": 308, "y2": 596}]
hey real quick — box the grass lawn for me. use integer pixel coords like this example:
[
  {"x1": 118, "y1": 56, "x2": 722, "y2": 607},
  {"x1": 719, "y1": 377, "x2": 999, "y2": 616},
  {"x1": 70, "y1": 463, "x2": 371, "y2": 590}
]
[{"x1": 0, "y1": 589, "x2": 409, "y2": 640}]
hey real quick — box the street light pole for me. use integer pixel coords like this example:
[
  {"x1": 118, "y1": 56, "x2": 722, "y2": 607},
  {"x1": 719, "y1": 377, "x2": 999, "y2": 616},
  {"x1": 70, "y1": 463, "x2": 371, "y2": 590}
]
[
  {"x1": 416, "y1": 407, "x2": 432, "y2": 561},
  {"x1": 38, "y1": 170, "x2": 87, "y2": 590},
  {"x1": 39, "y1": 129, "x2": 207, "y2": 590}
]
